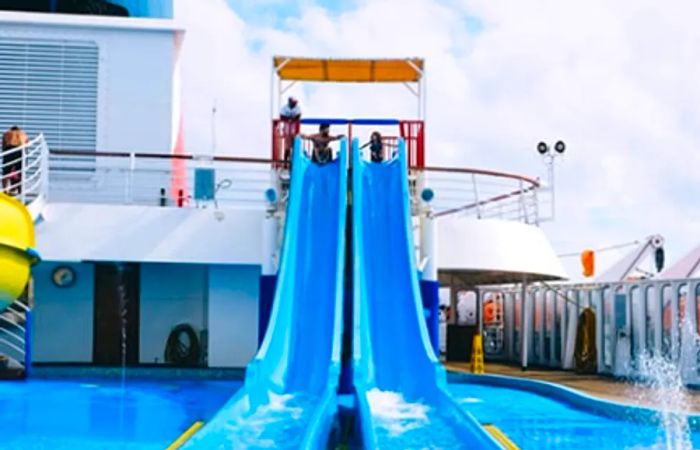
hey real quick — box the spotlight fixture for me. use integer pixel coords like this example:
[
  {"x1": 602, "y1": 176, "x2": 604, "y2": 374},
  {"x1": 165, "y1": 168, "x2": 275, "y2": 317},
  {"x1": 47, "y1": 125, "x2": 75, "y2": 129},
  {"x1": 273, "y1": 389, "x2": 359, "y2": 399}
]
[{"x1": 554, "y1": 141, "x2": 566, "y2": 154}]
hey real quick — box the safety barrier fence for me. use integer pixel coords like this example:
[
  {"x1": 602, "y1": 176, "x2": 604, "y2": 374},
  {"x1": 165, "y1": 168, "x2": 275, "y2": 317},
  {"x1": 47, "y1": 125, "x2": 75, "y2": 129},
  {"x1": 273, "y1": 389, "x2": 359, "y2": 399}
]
[
  {"x1": 37, "y1": 146, "x2": 541, "y2": 224},
  {"x1": 478, "y1": 277, "x2": 700, "y2": 384}
]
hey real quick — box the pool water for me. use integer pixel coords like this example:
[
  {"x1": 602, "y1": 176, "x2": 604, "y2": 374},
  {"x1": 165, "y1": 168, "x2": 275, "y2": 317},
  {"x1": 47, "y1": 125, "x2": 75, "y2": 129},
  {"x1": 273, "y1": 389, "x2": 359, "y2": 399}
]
[
  {"x1": 183, "y1": 391, "x2": 323, "y2": 449},
  {"x1": 367, "y1": 389, "x2": 471, "y2": 450},
  {"x1": 449, "y1": 383, "x2": 700, "y2": 450},
  {"x1": 0, "y1": 378, "x2": 242, "y2": 449},
  {"x1": 3, "y1": 378, "x2": 699, "y2": 449}
]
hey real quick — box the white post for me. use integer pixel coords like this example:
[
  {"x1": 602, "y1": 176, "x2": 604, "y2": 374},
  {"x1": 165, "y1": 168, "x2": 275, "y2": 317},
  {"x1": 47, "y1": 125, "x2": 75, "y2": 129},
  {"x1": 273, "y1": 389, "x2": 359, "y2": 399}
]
[
  {"x1": 39, "y1": 136, "x2": 50, "y2": 201},
  {"x1": 420, "y1": 209, "x2": 442, "y2": 356},
  {"x1": 20, "y1": 143, "x2": 27, "y2": 203},
  {"x1": 262, "y1": 207, "x2": 278, "y2": 275},
  {"x1": 520, "y1": 275, "x2": 529, "y2": 370},
  {"x1": 548, "y1": 155, "x2": 555, "y2": 220},
  {"x1": 420, "y1": 213, "x2": 436, "y2": 282},
  {"x1": 127, "y1": 152, "x2": 136, "y2": 204}
]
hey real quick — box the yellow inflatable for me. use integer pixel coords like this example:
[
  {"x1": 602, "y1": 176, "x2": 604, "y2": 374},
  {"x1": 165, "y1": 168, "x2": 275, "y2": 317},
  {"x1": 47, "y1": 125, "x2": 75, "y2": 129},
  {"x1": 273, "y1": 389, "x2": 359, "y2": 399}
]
[{"x1": 0, "y1": 193, "x2": 39, "y2": 311}]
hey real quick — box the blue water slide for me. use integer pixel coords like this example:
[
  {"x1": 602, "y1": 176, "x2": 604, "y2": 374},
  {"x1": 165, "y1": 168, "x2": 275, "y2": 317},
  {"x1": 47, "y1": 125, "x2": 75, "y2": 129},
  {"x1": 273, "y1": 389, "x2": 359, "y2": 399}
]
[
  {"x1": 351, "y1": 139, "x2": 501, "y2": 449},
  {"x1": 184, "y1": 138, "x2": 348, "y2": 449}
]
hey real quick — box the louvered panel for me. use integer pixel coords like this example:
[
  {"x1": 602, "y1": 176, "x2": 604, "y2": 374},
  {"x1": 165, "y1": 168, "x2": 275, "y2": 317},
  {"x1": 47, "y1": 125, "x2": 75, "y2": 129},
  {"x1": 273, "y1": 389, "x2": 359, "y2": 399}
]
[{"x1": 0, "y1": 38, "x2": 99, "y2": 152}]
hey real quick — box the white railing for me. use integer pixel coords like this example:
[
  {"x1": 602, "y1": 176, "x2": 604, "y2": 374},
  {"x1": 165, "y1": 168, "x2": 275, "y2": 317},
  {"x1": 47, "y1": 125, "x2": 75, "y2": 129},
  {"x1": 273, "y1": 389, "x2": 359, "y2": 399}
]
[
  {"x1": 48, "y1": 150, "x2": 276, "y2": 208},
  {"x1": 477, "y1": 277, "x2": 700, "y2": 385},
  {"x1": 4, "y1": 141, "x2": 541, "y2": 225},
  {"x1": 420, "y1": 166, "x2": 541, "y2": 224},
  {"x1": 1, "y1": 134, "x2": 49, "y2": 207},
  {"x1": 0, "y1": 300, "x2": 30, "y2": 374}
]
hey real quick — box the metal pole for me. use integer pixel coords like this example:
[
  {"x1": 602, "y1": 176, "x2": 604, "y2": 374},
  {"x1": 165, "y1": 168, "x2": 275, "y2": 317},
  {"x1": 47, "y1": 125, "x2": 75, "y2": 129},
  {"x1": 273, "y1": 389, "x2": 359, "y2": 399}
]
[
  {"x1": 262, "y1": 206, "x2": 278, "y2": 276},
  {"x1": 20, "y1": 144, "x2": 26, "y2": 203},
  {"x1": 211, "y1": 100, "x2": 217, "y2": 156},
  {"x1": 471, "y1": 174, "x2": 482, "y2": 219},
  {"x1": 477, "y1": 289, "x2": 483, "y2": 334},
  {"x1": 270, "y1": 60, "x2": 275, "y2": 120},
  {"x1": 127, "y1": 152, "x2": 135, "y2": 204},
  {"x1": 24, "y1": 309, "x2": 32, "y2": 378},
  {"x1": 548, "y1": 155, "x2": 555, "y2": 220},
  {"x1": 39, "y1": 135, "x2": 49, "y2": 201},
  {"x1": 420, "y1": 208, "x2": 440, "y2": 354},
  {"x1": 520, "y1": 274, "x2": 529, "y2": 370}
]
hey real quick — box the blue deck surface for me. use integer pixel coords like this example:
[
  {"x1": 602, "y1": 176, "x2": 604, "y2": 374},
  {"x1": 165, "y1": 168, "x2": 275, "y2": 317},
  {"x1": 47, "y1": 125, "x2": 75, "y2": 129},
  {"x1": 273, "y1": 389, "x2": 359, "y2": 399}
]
[{"x1": 0, "y1": 378, "x2": 241, "y2": 449}]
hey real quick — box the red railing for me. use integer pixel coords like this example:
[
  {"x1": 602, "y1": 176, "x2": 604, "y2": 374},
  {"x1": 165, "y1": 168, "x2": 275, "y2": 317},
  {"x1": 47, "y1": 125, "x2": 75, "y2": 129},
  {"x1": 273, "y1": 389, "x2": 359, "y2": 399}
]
[
  {"x1": 271, "y1": 119, "x2": 301, "y2": 164},
  {"x1": 399, "y1": 120, "x2": 424, "y2": 168},
  {"x1": 270, "y1": 118, "x2": 425, "y2": 168}
]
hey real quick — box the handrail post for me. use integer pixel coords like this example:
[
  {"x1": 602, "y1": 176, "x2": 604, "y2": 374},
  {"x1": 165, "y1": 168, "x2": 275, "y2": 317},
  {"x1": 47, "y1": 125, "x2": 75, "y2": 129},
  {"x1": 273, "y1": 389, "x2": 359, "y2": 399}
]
[
  {"x1": 127, "y1": 152, "x2": 136, "y2": 203},
  {"x1": 518, "y1": 179, "x2": 527, "y2": 223},
  {"x1": 24, "y1": 308, "x2": 32, "y2": 378},
  {"x1": 20, "y1": 143, "x2": 27, "y2": 203},
  {"x1": 533, "y1": 186, "x2": 540, "y2": 226},
  {"x1": 471, "y1": 173, "x2": 482, "y2": 219},
  {"x1": 39, "y1": 135, "x2": 50, "y2": 202}
]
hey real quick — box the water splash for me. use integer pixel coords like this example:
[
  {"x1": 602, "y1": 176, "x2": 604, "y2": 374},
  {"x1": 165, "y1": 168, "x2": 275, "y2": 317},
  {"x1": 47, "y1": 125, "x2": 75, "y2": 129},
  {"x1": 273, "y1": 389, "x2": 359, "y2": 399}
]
[
  {"x1": 115, "y1": 264, "x2": 128, "y2": 387},
  {"x1": 115, "y1": 264, "x2": 128, "y2": 443},
  {"x1": 366, "y1": 389, "x2": 430, "y2": 437},
  {"x1": 195, "y1": 393, "x2": 316, "y2": 449},
  {"x1": 632, "y1": 318, "x2": 697, "y2": 450}
]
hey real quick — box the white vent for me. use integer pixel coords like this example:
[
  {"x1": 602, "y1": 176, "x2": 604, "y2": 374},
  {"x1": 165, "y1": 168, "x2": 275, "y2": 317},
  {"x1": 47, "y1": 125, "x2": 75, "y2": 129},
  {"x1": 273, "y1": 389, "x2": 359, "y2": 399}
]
[{"x1": 0, "y1": 38, "x2": 98, "y2": 151}]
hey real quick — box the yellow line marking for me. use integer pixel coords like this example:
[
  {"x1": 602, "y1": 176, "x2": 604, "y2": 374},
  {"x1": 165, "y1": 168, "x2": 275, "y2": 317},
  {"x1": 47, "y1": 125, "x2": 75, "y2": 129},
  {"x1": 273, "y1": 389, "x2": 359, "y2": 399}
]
[
  {"x1": 165, "y1": 420, "x2": 204, "y2": 450},
  {"x1": 483, "y1": 424, "x2": 520, "y2": 450}
]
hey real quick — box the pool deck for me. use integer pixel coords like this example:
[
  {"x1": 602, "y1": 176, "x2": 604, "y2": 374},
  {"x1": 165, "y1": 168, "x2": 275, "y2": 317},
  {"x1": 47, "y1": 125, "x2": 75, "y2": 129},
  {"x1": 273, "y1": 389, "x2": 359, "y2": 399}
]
[{"x1": 446, "y1": 362, "x2": 700, "y2": 413}]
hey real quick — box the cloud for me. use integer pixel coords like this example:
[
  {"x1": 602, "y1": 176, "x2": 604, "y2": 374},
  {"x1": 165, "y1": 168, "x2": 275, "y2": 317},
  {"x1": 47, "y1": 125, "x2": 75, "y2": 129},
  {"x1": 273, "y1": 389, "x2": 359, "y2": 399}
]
[{"x1": 175, "y1": 0, "x2": 700, "y2": 280}]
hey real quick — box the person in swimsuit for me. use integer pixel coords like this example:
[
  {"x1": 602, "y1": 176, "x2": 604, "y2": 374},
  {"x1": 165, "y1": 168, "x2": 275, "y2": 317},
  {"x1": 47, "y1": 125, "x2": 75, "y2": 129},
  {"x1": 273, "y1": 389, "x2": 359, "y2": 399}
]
[
  {"x1": 302, "y1": 124, "x2": 344, "y2": 164},
  {"x1": 361, "y1": 131, "x2": 385, "y2": 162}
]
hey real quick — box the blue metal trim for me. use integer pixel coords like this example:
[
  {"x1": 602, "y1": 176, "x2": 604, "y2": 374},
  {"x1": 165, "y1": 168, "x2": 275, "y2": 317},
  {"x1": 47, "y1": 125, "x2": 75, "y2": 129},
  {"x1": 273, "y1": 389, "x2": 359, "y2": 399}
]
[{"x1": 300, "y1": 118, "x2": 400, "y2": 126}]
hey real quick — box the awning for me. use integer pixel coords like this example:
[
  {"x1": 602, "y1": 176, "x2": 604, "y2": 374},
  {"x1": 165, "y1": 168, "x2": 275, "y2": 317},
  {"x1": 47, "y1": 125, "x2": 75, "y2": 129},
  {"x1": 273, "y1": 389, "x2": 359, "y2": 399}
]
[{"x1": 273, "y1": 57, "x2": 424, "y2": 83}]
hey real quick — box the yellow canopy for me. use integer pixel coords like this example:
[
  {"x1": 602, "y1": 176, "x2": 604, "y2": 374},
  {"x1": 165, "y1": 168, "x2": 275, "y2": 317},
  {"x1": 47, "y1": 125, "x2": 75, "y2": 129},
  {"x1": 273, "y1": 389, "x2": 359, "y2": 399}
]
[{"x1": 273, "y1": 57, "x2": 424, "y2": 83}]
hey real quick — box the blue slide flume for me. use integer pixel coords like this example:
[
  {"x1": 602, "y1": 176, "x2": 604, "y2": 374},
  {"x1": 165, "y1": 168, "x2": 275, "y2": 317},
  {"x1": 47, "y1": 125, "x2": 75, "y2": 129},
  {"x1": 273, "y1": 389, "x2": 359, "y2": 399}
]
[
  {"x1": 184, "y1": 139, "x2": 348, "y2": 449},
  {"x1": 351, "y1": 139, "x2": 501, "y2": 449}
]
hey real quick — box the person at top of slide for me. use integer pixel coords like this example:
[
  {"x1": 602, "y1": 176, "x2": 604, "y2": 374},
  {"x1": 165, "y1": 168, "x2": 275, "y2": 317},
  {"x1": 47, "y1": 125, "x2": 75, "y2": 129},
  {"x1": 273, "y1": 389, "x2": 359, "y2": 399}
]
[
  {"x1": 302, "y1": 123, "x2": 344, "y2": 164},
  {"x1": 280, "y1": 97, "x2": 301, "y2": 162}
]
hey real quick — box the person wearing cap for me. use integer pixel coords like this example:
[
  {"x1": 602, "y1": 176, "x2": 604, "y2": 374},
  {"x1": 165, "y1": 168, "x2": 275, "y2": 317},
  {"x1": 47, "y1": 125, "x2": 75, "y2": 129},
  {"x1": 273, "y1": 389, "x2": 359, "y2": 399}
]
[{"x1": 279, "y1": 97, "x2": 301, "y2": 162}]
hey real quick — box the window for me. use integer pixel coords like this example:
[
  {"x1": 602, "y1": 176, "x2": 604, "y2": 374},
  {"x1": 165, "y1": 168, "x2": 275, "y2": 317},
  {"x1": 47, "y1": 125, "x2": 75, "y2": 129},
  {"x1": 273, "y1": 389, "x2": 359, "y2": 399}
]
[{"x1": 0, "y1": 38, "x2": 99, "y2": 151}]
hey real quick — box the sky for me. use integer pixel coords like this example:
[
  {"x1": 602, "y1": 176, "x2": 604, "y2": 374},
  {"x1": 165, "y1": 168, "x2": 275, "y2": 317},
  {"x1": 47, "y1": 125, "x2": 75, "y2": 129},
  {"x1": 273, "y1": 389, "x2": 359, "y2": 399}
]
[{"x1": 174, "y1": 0, "x2": 700, "y2": 281}]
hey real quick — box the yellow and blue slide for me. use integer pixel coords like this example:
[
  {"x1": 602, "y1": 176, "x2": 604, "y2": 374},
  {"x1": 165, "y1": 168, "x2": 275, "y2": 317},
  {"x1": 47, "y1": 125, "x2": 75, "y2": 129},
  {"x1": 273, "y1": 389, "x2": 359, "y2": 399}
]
[{"x1": 0, "y1": 193, "x2": 39, "y2": 312}]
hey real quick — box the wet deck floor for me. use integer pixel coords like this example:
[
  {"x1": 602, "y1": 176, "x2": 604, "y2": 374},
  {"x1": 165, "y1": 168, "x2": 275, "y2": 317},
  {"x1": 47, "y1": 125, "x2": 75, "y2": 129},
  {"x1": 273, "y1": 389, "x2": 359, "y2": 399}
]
[{"x1": 446, "y1": 362, "x2": 700, "y2": 413}]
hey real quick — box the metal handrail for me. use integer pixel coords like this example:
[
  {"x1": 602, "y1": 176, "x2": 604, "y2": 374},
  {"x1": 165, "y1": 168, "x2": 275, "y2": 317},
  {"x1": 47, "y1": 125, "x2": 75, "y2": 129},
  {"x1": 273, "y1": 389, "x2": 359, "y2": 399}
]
[
  {"x1": 45, "y1": 148, "x2": 541, "y2": 223},
  {"x1": 1, "y1": 133, "x2": 48, "y2": 206},
  {"x1": 0, "y1": 314, "x2": 25, "y2": 334},
  {"x1": 0, "y1": 337, "x2": 25, "y2": 356},
  {"x1": 0, "y1": 300, "x2": 30, "y2": 371},
  {"x1": 433, "y1": 185, "x2": 538, "y2": 218}
]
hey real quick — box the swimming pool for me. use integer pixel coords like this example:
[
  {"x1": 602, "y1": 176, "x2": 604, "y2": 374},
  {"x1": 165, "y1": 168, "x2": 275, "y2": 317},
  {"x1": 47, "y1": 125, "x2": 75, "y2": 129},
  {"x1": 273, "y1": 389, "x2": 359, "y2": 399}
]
[
  {"x1": 3, "y1": 376, "x2": 699, "y2": 449},
  {"x1": 0, "y1": 378, "x2": 241, "y2": 449},
  {"x1": 449, "y1": 383, "x2": 700, "y2": 450}
]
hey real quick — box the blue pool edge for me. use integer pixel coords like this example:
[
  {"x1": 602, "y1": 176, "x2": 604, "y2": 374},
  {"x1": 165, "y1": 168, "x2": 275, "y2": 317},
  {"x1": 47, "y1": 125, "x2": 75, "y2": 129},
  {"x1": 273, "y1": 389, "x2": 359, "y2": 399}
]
[{"x1": 447, "y1": 370, "x2": 700, "y2": 430}]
